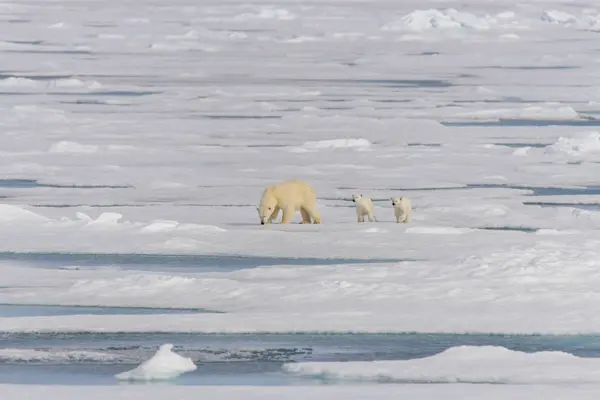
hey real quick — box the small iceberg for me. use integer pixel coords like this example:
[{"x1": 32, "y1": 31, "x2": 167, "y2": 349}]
[{"x1": 115, "y1": 343, "x2": 197, "y2": 381}]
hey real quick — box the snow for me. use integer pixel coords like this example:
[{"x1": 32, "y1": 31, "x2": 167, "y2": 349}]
[
  {"x1": 3, "y1": 385, "x2": 600, "y2": 400},
  {"x1": 0, "y1": 77, "x2": 39, "y2": 88},
  {"x1": 49, "y1": 141, "x2": 99, "y2": 154},
  {"x1": 451, "y1": 105, "x2": 583, "y2": 121},
  {"x1": 291, "y1": 138, "x2": 373, "y2": 152},
  {"x1": 405, "y1": 226, "x2": 470, "y2": 234},
  {"x1": 0, "y1": 205, "x2": 49, "y2": 223},
  {"x1": 540, "y1": 10, "x2": 600, "y2": 30},
  {"x1": 114, "y1": 344, "x2": 197, "y2": 381},
  {"x1": 283, "y1": 346, "x2": 600, "y2": 384},
  {"x1": 383, "y1": 9, "x2": 494, "y2": 32},
  {"x1": 0, "y1": 348, "x2": 125, "y2": 364},
  {"x1": 2, "y1": 0, "x2": 600, "y2": 393},
  {"x1": 3, "y1": 234, "x2": 600, "y2": 334},
  {"x1": 541, "y1": 10, "x2": 579, "y2": 25},
  {"x1": 233, "y1": 8, "x2": 296, "y2": 21},
  {"x1": 546, "y1": 132, "x2": 600, "y2": 157}
]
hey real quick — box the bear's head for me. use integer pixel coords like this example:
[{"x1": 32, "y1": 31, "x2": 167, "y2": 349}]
[
  {"x1": 257, "y1": 199, "x2": 277, "y2": 225},
  {"x1": 391, "y1": 197, "x2": 403, "y2": 206},
  {"x1": 351, "y1": 194, "x2": 363, "y2": 203}
]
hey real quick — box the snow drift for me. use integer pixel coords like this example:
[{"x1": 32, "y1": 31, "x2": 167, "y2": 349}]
[
  {"x1": 383, "y1": 9, "x2": 493, "y2": 32},
  {"x1": 283, "y1": 345, "x2": 600, "y2": 384},
  {"x1": 115, "y1": 343, "x2": 196, "y2": 381}
]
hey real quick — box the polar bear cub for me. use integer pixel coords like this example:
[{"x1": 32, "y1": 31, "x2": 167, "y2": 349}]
[
  {"x1": 391, "y1": 197, "x2": 411, "y2": 223},
  {"x1": 257, "y1": 179, "x2": 321, "y2": 225},
  {"x1": 351, "y1": 194, "x2": 377, "y2": 223}
]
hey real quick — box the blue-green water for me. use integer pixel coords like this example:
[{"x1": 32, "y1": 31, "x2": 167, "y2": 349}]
[
  {"x1": 2, "y1": 332, "x2": 600, "y2": 386},
  {"x1": 0, "y1": 304, "x2": 219, "y2": 317},
  {"x1": 0, "y1": 252, "x2": 406, "y2": 273}
]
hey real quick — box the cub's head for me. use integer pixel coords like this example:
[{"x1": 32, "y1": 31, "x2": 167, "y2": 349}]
[
  {"x1": 351, "y1": 194, "x2": 363, "y2": 203},
  {"x1": 257, "y1": 198, "x2": 277, "y2": 225},
  {"x1": 391, "y1": 197, "x2": 403, "y2": 206}
]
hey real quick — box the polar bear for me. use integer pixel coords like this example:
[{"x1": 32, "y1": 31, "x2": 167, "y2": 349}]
[
  {"x1": 391, "y1": 196, "x2": 411, "y2": 223},
  {"x1": 351, "y1": 194, "x2": 377, "y2": 223},
  {"x1": 257, "y1": 180, "x2": 321, "y2": 225}
]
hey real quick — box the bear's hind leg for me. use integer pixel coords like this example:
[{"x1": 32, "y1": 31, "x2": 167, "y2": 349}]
[
  {"x1": 403, "y1": 213, "x2": 410, "y2": 223},
  {"x1": 300, "y1": 207, "x2": 311, "y2": 224},
  {"x1": 367, "y1": 210, "x2": 376, "y2": 222},
  {"x1": 304, "y1": 203, "x2": 322, "y2": 224}
]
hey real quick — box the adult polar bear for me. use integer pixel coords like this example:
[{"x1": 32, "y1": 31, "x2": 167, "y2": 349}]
[{"x1": 257, "y1": 180, "x2": 322, "y2": 225}]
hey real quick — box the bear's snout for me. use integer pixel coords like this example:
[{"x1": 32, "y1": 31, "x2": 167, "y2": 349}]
[{"x1": 260, "y1": 221, "x2": 265, "y2": 225}]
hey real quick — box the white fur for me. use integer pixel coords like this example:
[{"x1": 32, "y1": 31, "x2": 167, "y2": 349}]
[
  {"x1": 351, "y1": 194, "x2": 377, "y2": 223},
  {"x1": 257, "y1": 180, "x2": 321, "y2": 225},
  {"x1": 391, "y1": 197, "x2": 411, "y2": 223}
]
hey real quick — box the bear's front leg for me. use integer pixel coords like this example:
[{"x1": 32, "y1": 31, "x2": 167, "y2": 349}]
[
  {"x1": 278, "y1": 206, "x2": 294, "y2": 224},
  {"x1": 268, "y1": 206, "x2": 281, "y2": 224}
]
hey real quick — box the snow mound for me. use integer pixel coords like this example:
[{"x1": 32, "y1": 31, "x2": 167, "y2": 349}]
[
  {"x1": 292, "y1": 138, "x2": 372, "y2": 152},
  {"x1": 86, "y1": 213, "x2": 124, "y2": 228},
  {"x1": 541, "y1": 10, "x2": 579, "y2": 25},
  {"x1": 383, "y1": 9, "x2": 493, "y2": 32},
  {"x1": 0, "y1": 348, "x2": 125, "y2": 363},
  {"x1": 0, "y1": 204, "x2": 48, "y2": 223},
  {"x1": 177, "y1": 223, "x2": 227, "y2": 233},
  {"x1": 115, "y1": 344, "x2": 196, "y2": 381},
  {"x1": 461, "y1": 106, "x2": 581, "y2": 121},
  {"x1": 75, "y1": 212, "x2": 93, "y2": 222},
  {"x1": 234, "y1": 8, "x2": 296, "y2": 21},
  {"x1": 541, "y1": 10, "x2": 600, "y2": 30},
  {"x1": 283, "y1": 345, "x2": 600, "y2": 384},
  {"x1": 497, "y1": 11, "x2": 516, "y2": 19},
  {"x1": 51, "y1": 78, "x2": 102, "y2": 89},
  {"x1": 49, "y1": 141, "x2": 99, "y2": 154},
  {"x1": 141, "y1": 220, "x2": 180, "y2": 233},
  {"x1": 546, "y1": 132, "x2": 600, "y2": 156},
  {"x1": 0, "y1": 77, "x2": 39, "y2": 88},
  {"x1": 141, "y1": 220, "x2": 226, "y2": 233},
  {"x1": 518, "y1": 106, "x2": 579, "y2": 120},
  {"x1": 512, "y1": 147, "x2": 530, "y2": 156}
]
